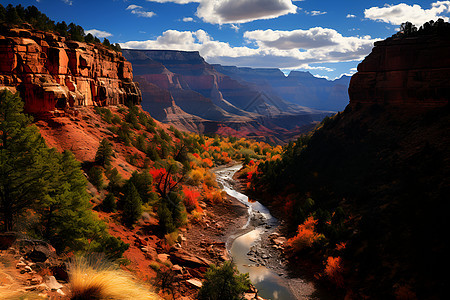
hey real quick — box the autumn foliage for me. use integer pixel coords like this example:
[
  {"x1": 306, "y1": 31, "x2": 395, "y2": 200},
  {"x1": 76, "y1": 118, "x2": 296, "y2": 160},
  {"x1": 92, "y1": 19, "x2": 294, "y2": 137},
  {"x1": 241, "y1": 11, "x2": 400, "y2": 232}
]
[
  {"x1": 324, "y1": 256, "x2": 344, "y2": 287},
  {"x1": 287, "y1": 216, "x2": 324, "y2": 251},
  {"x1": 183, "y1": 187, "x2": 202, "y2": 213},
  {"x1": 202, "y1": 183, "x2": 224, "y2": 203}
]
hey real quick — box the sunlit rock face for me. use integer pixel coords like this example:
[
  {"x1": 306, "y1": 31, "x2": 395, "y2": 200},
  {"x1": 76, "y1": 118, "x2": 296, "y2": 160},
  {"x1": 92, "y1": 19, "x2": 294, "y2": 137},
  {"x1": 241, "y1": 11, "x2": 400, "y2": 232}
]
[
  {"x1": 0, "y1": 27, "x2": 141, "y2": 113},
  {"x1": 123, "y1": 49, "x2": 332, "y2": 143},
  {"x1": 349, "y1": 36, "x2": 450, "y2": 107}
]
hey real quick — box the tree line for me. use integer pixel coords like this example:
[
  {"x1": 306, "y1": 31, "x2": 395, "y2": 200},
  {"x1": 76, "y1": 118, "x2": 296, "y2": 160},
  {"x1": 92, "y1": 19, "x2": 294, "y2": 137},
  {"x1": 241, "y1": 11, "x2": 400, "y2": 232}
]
[{"x1": 0, "y1": 4, "x2": 121, "y2": 52}]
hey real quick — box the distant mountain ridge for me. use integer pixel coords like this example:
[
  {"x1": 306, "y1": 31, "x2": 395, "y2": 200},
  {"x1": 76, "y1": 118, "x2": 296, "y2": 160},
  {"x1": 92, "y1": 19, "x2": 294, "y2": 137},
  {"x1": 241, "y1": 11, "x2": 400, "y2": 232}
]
[
  {"x1": 123, "y1": 49, "x2": 344, "y2": 143},
  {"x1": 213, "y1": 65, "x2": 351, "y2": 111}
]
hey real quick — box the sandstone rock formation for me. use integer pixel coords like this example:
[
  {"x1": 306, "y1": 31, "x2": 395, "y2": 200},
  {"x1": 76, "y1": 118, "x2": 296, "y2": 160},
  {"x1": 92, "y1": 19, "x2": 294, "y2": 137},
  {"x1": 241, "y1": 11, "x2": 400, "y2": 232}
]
[
  {"x1": 0, "y1": 26, "x2": 141, "y2": 113},
  {"x1": 349, "y1": 35, "x2": 450, "y2": 107}
]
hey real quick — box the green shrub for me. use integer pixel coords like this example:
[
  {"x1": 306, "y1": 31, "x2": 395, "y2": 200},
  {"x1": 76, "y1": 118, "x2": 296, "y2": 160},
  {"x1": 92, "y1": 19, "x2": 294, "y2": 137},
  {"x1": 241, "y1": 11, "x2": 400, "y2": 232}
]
[
  {"x1": 95, "y1": 138, "x2": 113, "y2": 166},
  {"x1": 88, "y1": 166, "x2": 104, "y2": 190},
  {"x1": 102, "y1": 193, "x2": 117, "y2": 212},
  {"x1": 198, "y1": 261, "x2": 251, "y2": 300},
  {"x1": 120, "y1": 182, "x2": 143, "y2": 226}
]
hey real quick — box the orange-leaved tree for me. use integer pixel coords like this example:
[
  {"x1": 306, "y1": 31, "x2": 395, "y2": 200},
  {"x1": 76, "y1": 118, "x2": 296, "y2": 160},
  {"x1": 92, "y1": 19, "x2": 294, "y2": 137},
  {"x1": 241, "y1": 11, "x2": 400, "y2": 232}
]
[
  {"x1": 324, "y1": 256, "x2": 344, "y2": 287},
  {"x1": 287, "y1": 216, "x2": 324, "y2": 251}
]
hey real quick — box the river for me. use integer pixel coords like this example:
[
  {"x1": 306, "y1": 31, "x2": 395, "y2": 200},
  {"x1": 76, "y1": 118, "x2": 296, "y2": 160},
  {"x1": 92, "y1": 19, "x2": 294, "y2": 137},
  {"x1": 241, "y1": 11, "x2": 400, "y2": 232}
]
[{"x1": 215, "y1": 164, "x2": 299, "y2": 300}]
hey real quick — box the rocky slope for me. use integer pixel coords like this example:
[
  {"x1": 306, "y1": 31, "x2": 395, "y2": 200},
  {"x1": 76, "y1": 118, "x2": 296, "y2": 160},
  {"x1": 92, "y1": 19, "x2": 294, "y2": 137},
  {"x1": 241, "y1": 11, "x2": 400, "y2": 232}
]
[
  {"x1": 0, "y1": 25, "x2": 141, "y2": 114},
  {"x1": 123, "y1": 49, "x2": 330, "y2": 143}
]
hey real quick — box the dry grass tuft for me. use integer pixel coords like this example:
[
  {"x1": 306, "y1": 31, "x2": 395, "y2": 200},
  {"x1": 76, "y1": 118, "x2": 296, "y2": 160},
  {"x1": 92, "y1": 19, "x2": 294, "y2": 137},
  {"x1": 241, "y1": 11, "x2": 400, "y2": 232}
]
[{"x1": 69, "y1": 256, "x2": 159, "y2": 300}]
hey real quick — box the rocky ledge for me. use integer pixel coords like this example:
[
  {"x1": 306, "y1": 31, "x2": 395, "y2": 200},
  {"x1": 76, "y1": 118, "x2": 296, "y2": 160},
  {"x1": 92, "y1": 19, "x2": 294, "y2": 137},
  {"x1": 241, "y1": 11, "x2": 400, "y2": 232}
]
[
  {"x1": 349, "y1": 35, "x2": 450, "y2": 107},
  {"x1": 0, "y1": 25, "x2": 141, "y2": 113}
]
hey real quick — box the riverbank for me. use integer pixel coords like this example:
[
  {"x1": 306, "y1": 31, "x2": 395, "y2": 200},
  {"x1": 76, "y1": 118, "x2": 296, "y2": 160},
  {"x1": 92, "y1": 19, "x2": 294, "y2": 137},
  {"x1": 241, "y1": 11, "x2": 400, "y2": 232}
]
[
  {"x1": 231, "y1": 167, "x2": 337, "y2": 300},
  {"x1": 183, "y1": 164, "x2": 335, "y2": 300}
]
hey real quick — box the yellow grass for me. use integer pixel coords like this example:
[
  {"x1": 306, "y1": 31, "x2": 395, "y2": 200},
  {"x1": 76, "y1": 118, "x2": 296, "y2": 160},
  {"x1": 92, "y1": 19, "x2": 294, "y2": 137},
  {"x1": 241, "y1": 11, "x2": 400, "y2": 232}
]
[{"x1": 69, "y1": 256, "x2": 160, "y2": 300}]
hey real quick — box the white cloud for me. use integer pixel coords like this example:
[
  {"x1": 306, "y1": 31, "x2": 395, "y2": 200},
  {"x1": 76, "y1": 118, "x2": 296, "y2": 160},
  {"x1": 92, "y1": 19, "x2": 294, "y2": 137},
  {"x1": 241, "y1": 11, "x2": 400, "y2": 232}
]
[
  {"x1": 230, "y1": 24, "x2": 240, "y2": 32},
  {"x1": 197, "y1": 0, "x2": 298, "y2": 24},
  {"x1": 313, "y1": 74, "x2": 331, "y2": 80},
  {"x1": 365, "y1": 1, "x2": 450, "y2": 27},
  {"x1": 147, "y1": 0, "x2": 299, "y2": 24},
  {"x1": 183, "y1": 17, "x2": 194, "y2": 22},
  {"x1": 310, "y1": 10, "x2": 327, "y2": 16},
  {"x1": 346, "y1": 14, "x2": 356, "y2": 18},
  {"x1": 243, "y1": 27, "x2": 373, "y2": 51},
  {"x1": 121, "y1": 27, "x2": 379, "y2": 69},
  {"x1": 301, "y1": 65, "x2": 335, "y2": 72},
  {"x1": 126, "y1": 4, "x2": 156, "y2": 18},
  {"x1": 85, "y1": 29, "x2": 113, "y2": 38},
  {"x1": 62, "y1": 0, "x2": 72, "y2": 5}
]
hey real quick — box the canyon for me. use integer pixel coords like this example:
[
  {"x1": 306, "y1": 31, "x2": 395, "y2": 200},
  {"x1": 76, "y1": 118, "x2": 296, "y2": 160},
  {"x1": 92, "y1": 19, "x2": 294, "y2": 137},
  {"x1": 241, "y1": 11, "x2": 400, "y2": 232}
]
[{"x1": 122, "y1": 49, "x2": 344, "y2": 143}]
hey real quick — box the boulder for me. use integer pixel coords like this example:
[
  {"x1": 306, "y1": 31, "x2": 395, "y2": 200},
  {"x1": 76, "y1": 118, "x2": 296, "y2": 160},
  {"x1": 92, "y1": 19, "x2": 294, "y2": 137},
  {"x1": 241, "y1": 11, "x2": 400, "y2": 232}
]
[
  {"x1": 186, "y1": 278, "x2": 203, "y2": 289},
  {"x1": 44, "y1": 275, "x2": 64, "y2": 290},
  {"x1": 170, "y1": 248, "x2": 212, "y2": 269}
]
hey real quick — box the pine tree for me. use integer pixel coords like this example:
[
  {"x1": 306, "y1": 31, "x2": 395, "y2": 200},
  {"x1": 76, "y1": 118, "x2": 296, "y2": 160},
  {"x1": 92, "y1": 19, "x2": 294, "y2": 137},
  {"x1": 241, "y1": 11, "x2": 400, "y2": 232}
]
[
  {"x1": 128, "y1": 170, "x2": 153, "y2": 203},
  {"x1": 5, "y1": 4, "x2": 21, "y2": 24},
  {"x1": 120, "y1": 182, "x2": 142, "y2": 226},
  {"x1": 106, "y1": 167, "x2": 123, "y2": 196},
  {"x1": 157, "y1": 202, "x2": 175, "y2": 234},
  {"x1": 88, "y1": 166, "x2": 104, "y2": 190},
  {"x1": 95, "y1": 138, "x2": 113, "y2": 166},
  {"x1": 102, "y1": 193, "x2": 117, "y2": 212},
  {"x1": 0, "y1": 90, "x2": 49, "y2": 231},
  {"x1": 198, "y1": 262, "x2": 251, "y2": 300},
  {"x1": 85, "y1": 33, "x2": 95, "y2": 44},
  {"x1": 35, "y1": 150, "x2": 120, "y2": 253}
]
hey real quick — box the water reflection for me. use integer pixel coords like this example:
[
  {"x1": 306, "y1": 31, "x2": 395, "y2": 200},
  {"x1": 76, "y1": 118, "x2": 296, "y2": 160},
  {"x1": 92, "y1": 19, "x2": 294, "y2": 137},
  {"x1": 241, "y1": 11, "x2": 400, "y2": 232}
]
[{"x1": 215, "y1": 165, "x2": 298, "y2": 300}]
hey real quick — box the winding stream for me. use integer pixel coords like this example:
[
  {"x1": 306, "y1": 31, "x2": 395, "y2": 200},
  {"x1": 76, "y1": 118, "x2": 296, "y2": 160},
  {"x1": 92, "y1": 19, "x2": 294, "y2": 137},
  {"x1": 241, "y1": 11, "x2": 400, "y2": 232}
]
[{"x1": 215, "y1": 164, "x2": 298, "y2": 300}]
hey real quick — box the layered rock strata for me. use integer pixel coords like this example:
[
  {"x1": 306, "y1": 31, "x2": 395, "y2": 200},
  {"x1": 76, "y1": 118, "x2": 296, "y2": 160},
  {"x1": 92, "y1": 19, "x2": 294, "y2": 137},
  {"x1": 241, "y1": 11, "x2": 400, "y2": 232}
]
[
  {"x1": 0, "y1": 26, "x2": 141, "y2": 113},
  {"x1": 349, "y1": 35, "x2": 450, "y2": 107},
  {"x1": 123, "y1": 49, "x2": 330, "y2": 143}
]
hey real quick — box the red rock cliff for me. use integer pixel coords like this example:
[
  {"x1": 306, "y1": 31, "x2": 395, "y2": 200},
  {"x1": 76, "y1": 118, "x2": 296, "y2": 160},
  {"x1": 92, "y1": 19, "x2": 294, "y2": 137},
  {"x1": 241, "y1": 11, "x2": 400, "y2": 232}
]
[
  {"x1": 0, "y1": 26, "x2": 141, "y2": 113},
  {"x1": 349, "y1": 35, "x2": 450, "y2": 107}
]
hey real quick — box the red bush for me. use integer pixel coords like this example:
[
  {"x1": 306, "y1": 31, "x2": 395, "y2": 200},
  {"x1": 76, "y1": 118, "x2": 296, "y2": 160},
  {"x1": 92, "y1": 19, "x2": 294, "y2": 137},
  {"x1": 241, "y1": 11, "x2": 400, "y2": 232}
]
[
  {"x1": 287, "y1": 216, "x2": 324, "y2": 251},
  {"x1": 324, "y1": 256, "x2": 344, "y2": 287},
  {"x1": 183, "y1": 187, "x2": 202, "y2": 213}
]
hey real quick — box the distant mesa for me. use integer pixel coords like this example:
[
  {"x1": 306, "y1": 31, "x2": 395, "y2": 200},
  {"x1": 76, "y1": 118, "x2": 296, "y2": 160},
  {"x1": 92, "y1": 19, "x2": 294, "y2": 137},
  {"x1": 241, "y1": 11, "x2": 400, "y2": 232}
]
[{"x1": 123, "y1": 49, "x2": 347, "y2": 143}]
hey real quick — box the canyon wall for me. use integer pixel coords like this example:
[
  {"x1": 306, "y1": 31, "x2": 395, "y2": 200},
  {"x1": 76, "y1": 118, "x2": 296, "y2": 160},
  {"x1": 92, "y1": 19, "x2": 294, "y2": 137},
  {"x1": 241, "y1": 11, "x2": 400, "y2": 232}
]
[
  {"x1": 349, "y1": 35, "x2": 450, "y2": 107},
  {"x1": 123, "y1": 49, "x2": 331, "y2": 143},
  {"x1": 0, "y1": 26, "x2": 141, "y2": 113}
]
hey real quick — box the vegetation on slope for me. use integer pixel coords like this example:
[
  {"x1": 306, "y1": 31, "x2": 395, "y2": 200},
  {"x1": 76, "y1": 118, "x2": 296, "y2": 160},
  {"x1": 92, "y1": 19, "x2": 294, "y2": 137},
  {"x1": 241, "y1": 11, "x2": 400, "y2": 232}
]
[
  {"x1": 90, "y1": 103, "x2": 282, "y2": 236},
  {"x1": 1, "y1": 80, "x2": 280, "y2": 298},
  {"x1": 248, "y1": 103, "x2": 449, "y2": 298},
  {"x1": 0, "y1": 89, "x2": 128, "y2": 258}
]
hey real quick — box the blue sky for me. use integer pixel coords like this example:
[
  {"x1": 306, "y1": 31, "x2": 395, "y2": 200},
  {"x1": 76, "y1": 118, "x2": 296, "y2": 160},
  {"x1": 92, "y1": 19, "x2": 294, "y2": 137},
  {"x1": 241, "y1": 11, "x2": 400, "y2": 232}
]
[{"x1": 2, "y1": 1, "x2": 450, "y2": 79}]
